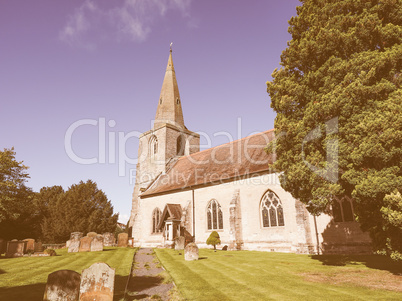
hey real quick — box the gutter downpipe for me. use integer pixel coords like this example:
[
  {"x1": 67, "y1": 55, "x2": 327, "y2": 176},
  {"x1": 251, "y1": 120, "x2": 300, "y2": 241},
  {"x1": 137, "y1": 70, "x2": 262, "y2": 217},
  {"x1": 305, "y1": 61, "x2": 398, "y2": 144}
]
[
  {"x1": 313, "y1": 215, "x2": 320, "y2": 255},
  {"x1": 192, "y1": 189, "x2": 195, "y2": 242}
]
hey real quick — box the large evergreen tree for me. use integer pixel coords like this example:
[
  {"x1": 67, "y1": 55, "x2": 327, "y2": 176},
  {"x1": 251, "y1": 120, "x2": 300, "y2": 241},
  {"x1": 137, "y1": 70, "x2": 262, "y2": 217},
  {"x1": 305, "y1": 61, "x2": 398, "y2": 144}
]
[
  {"x1": 0, "y1": 148, "x2": 37, "y2": 240},
  {"x1": 37, "y1": 180, "x2": 118, "y2": 243},
  {"x1": 267, "y1": 0, "x2": 401, "y2": 259}
]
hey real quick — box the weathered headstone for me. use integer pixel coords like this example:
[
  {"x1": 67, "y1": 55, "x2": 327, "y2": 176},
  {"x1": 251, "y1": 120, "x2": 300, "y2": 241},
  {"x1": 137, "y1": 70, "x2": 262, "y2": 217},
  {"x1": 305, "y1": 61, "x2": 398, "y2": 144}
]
[
  {"x1": 70, "y1": 232, "x2": 83, "y2": 241},
  {"x1": 66, "y1": 240, "x2": 71, "y2": 248},
  {"x1": 174, "y1": 236, "x2": 185, "y2": 250},
  {"x1": 34, "y1": 241, "x2": 43, "y2": 252},
  {"x1": 222, "y1": 245, "x2": 228, "y2": 251},
  {"x1": 90, "y1": 235, "x2": 103, "y2": 252},
  {"x1": 79, "y1": 262, "x2": 115, "y2": 301},
  {"x1": 184, "y1": 242, "x2": 199, "y2": 261},
  {"x1": 23, "y1": 238, "x2": 35, "y2": 252},
  {"x1": 43, "y1": 269, "x2": 81, "y2": 301},
  {"x1": 0, "y1": 239, "x2": 6, "y2": 254},
  {"x1": 68, "y1": 240, "x2": 80, "y2": 253},
  {"x1": 102, "y1": 233, "x2": 115, "y2": 247},
  {"x1": 79, "y1": 237, "x2": 93, "y2": 252},
  {"x1": 117, "y1": 233, "x2": 128, "y2": 247},
  {"x1": 6, "y1": 240, "x2": 26, "y2": 257}
]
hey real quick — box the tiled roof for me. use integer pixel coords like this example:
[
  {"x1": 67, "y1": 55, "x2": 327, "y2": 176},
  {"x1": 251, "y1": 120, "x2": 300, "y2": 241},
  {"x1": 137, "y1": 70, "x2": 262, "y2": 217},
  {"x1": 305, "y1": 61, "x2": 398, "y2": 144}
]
[
  {"x1": 141, "y1": 129, "x2": 275, "y2": 197},
  {"x1": 157, "y1": 204, "x2": 183, "y2": 229}
]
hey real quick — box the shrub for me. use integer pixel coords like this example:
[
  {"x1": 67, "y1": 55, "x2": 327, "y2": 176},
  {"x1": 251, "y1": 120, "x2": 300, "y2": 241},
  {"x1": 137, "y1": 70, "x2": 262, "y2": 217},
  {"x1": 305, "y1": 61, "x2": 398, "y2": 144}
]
[
  {"x1": 206, "y1": 231, "x2": 221, "y2": 250},
  {"x1": 44, "y1": 249, "x2": 56, "y2": 256}
]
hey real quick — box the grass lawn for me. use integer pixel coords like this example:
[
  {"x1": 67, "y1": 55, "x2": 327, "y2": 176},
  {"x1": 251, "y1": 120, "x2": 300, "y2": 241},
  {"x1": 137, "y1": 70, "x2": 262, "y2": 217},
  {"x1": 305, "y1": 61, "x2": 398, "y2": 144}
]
[
  {"x1": 155, "y1": 248, "x2": 402, "y2": 301},
  {"x1": 0, "y1": 247, "x2": 136, "y2": 301}
]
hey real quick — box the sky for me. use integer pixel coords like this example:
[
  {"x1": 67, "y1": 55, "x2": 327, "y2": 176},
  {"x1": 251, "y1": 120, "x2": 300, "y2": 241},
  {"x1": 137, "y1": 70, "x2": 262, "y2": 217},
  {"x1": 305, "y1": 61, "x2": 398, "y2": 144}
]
[{"x1": 0, "y1": 0, "x2": 300, "y2": 224}]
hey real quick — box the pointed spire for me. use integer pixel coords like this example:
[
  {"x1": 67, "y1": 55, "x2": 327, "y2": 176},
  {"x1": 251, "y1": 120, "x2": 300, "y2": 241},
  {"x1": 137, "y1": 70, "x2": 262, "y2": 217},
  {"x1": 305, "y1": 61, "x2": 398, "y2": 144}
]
[{"x1": 154, "y1": 46, "x2": 185, "y2": 129}]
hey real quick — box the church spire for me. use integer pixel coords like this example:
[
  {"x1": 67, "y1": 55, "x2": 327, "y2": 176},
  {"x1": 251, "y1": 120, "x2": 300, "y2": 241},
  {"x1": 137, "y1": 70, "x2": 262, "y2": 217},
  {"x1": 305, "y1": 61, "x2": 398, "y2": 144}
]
[{"x1": 154, "y1": 46, "x2": 185, "y2": 129}]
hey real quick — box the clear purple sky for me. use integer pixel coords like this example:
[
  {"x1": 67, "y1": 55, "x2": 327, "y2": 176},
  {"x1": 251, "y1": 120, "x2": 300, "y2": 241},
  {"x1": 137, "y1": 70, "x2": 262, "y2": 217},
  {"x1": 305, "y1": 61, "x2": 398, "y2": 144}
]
[{"x1": 0, "y1": 0, "x2": 300, "y2": 223}]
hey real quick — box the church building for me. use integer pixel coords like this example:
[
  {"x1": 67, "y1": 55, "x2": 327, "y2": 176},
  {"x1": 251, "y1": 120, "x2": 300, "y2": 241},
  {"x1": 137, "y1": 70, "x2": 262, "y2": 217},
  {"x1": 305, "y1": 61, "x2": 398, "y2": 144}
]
[{"x1": 128, "y1": 49, "x2": 372, "y2": 254}]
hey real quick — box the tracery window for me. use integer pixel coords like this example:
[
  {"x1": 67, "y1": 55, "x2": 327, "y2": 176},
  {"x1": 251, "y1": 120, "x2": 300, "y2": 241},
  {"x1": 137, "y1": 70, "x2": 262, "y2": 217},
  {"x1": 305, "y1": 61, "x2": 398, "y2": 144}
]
[
  {"x1": 149, "y1": 135, "x2": 158, "y2": 157},
  {"x1": 261, "y1": 190, "x2": 285, "y2": 227},
  {"x1": 152, "y1": 208, "x2": 162, "y2": 233},
  {"x1": 207, "y1": 199, "x2": 223, "y2": 230},
  {"x1": 332, "y1": 196, "x2": 354, "y2": 222}
]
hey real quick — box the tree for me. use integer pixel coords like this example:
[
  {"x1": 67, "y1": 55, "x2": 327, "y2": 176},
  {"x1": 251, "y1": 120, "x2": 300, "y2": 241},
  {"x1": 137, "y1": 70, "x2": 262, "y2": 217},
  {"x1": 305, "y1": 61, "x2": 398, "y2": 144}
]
[
  {"x1": 37, "y1": 180, "x2": 118, "y2": 243},
  {"x1": 266, "y1": 0, "x2": 401, "y2": 258},
  {"x1": 0, "y1": 148, "x2": 37, "y2": 240},
  {"x1": 206, "y1": 231, "x2": 221, "y2": 250}
]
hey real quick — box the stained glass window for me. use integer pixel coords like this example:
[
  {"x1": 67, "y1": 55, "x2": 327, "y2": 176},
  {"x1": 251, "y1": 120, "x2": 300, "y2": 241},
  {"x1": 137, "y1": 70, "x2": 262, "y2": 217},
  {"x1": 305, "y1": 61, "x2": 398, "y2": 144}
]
[
  {"x1": 207, "y1": 199, "x2": 223, "y2": 230},
  {"x1": 260, "y1": 190, "x2": 285, "y2": 227}
]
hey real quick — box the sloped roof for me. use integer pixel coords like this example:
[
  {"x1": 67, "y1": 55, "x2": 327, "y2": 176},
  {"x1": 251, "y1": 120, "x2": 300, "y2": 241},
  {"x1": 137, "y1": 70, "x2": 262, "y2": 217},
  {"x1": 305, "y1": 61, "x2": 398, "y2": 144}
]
[
  {"x1": 157, "y1": 204, "x2": 182, "y2": 229},
  {"x1": 142, "y1": 129, "x2": 275, "y2": 197}
]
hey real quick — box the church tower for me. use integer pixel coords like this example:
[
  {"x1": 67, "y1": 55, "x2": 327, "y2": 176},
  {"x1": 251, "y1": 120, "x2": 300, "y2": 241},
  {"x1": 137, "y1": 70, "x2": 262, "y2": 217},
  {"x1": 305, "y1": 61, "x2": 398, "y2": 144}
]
[{"x1": 129, "y1": 47, "x2": 200, "y2": 237}]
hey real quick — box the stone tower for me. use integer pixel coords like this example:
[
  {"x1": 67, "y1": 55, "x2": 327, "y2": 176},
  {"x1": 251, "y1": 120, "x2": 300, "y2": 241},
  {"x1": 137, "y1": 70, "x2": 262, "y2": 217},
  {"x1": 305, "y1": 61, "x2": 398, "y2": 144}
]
[{"x1": 129, "y1": 48, "x2": 200, "y2": 238}]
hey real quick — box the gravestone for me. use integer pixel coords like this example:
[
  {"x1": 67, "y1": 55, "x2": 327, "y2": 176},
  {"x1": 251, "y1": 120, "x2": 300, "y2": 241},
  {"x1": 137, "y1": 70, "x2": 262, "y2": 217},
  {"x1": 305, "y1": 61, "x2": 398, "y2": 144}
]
[
  {"x1": 70, "y1": 232, "x2": 83, "y2": 241},
  {"x1": 66, "y1": 240, "x2": 71, "y2": 248},
  {"x1": 68, "y1": 241, "x2": 80, "y2": 253},
  {"x1": 79, "y1": 262, "x2": 115, "y2": 301},
  {"x1": 0, "y1": 239, "x2": 6, "y2": 254},
  {"x1": 6, "y1": 240, "x2": 26, "y2": 257},
  {"x1": 23, "y1": 238, "x2": 35, "y2": 252},
  {"x1": 117, "y1": 233, "x2": 128, "y2": 247},
  {"x1": 103, "y1": 233, "x2": 115, "y2": 247},
  {"x1": 222, "y1": 245, "x2": 228, "y2": 251},
  {"x1": 174, "y1": 236, "x2": 185, "y2": 250},
  {"x1": 184, "y1": 242, "x2": 199, "y2": 261},
  {"x1": 43, "y1": 269, "x2": 81, "y2": 301},
  {"x1": 90, "y1": 235, "x2": 103, "y2": 252},
  {"x1": 35, "y1": 242, "x2": 43, "y2": 252},
  {"x1": 79, "y1": 237, "x2": 93, "y2": 252}
]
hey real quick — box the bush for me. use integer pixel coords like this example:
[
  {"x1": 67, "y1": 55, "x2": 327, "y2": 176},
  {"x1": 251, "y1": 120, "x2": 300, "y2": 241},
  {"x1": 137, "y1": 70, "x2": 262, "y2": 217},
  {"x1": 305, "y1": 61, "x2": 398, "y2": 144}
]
[
  {"x1": 206, "y1": 231, "x2": 221, "y2": 250},
  {"x1": 44, "y1": 249, "x2": 56, "y2": 256}
]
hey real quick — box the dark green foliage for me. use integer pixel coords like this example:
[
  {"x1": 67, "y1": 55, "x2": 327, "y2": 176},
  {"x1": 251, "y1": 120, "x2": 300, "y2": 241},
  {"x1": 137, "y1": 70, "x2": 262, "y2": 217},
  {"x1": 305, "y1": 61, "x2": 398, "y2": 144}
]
[
  {"x1": 37, "y1": 180, "x2": 118, "y2": 243},
  {"x1": 0, "y1": 148, "x2": 37, "y2": 240},
  {"x1": 267, "y1": 0, "x2": 402, "y2": 258},
  {"x1": 206, "y1": 231, "x2": 221, "y2": 250}
]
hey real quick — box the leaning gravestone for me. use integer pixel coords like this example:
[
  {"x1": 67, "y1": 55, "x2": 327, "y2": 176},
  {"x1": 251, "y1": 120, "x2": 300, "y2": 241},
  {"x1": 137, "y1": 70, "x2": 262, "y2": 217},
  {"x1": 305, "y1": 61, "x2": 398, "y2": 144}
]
[
  {"x1": 117, "y1": 233, "x2": 128, "y2": 247},
  {"x1": 79, "y1": 262, "x2": 115, "y2": 301},
  {"x1": 184, "y1": 242, "x2": 199, "y2": 261},
  {"x1": 6, "y1": 240, "x2": 26, "y2": 257},
  {"x1": 79, "y1": 237, "x2": 93, "y2": 252},
  {"x1": 23, "y1": 238, "x2": 35, "y2": 252},
  {"x1": 174, "y1": 236, "x2": 185, "y2": 250},
  {"x1": 43, "y1": 270, "x2": 81, "y2": 301},
  {"x1": 90, "y1": 235, "x2": 103, "y2": 252},
  {"x1": 103, "y1": 233, "x2": 115, "y2": 247}
]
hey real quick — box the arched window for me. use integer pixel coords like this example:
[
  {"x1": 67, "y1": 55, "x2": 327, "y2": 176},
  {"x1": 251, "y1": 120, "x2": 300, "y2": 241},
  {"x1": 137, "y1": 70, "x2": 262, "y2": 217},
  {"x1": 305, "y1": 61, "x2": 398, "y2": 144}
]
[
  {"x1": 332, "y1": 196, "x2": 354, "y2": 222},
  {"x1": 207, "y1": 199, "x2": 223, "y2": 230},
  {"x1": 149, "y1": 135, "x2": 158, "y2": 157},
  {"x1": 261, "y1": 190, "x2": 285, "y2": 227},
  {"x1": 152, "y1": 208, "x2": 162, "y2": 233},
  {"x1": 177, "y1": 135, "x2": 185, "y2": 156}
]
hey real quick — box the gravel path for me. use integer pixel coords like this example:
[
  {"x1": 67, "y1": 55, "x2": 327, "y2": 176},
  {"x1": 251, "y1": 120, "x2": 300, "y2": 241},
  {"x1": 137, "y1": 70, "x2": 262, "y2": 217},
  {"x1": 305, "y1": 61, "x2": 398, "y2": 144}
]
[{"x1": 125, "y1": 248, "x2": 174, "y2": 300}]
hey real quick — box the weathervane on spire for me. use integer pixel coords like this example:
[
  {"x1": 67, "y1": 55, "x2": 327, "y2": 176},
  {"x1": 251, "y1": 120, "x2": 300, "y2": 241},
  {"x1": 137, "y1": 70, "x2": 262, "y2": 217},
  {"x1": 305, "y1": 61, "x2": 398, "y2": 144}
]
[{"x1": 170, "y1": 42, "x2": 173, "y2": 51}]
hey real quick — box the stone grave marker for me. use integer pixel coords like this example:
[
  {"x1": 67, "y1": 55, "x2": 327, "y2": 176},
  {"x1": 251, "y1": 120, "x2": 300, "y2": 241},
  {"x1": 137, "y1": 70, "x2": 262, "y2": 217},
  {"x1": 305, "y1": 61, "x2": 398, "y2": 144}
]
[
  {"x1": 117, "y1": 233, "x2": 128, "y2": 247},
  {"x1": 103, "y1": 233, "x2": 115, "y2": 247},
  {"x1": 79, "y1": 262, "x2": 115, "y2": 301},
  {"x1": 79, "y1": 237, "x2": 93, "y2": 252},
  {"x1": 66, "y1": 240, "x2": 71, "y2": 248},
  {"x1": 43, "y1": 269, "x2": 81, "y2": 301},
  {"x1": 34, "y1": 241, "x2": 43, "y2": 252},
  {"x1": 90, "y1": 235, "x2": 103, "y2": 252},
  {"x1": 0, "y1": 239, "x2": 6, "y2": 254},
  {"x1": 23, "y1": 238, "x2": 35, "y2": 252},
  {"x1": 174, "y1": 236, "x2": 185, "y2": 250},
  {"x1": 6, "y1": 240, "x2": 26, "y2": 257},
  {"x1": 68, "y1": 241, "x2": 80, "y2": 253},
  {"x1": 184, "y1": 242, "x2": 199, "y2": 261}
]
